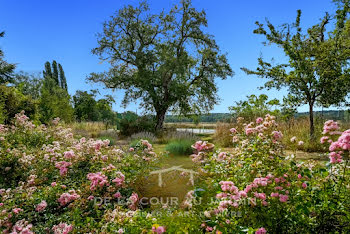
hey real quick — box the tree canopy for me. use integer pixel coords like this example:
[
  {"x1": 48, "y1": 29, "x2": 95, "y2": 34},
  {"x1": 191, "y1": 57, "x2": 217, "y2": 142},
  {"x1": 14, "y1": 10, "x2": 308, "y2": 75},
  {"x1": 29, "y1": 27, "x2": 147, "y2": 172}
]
[
  {"x1": 242, "y1": 2, "x2": 350, "y2": 137},
  {"x1": 0, "y1": 31, "x2": 15, "y2": 84},
  {"x1": 73, "y1": 90, "x2": 117, "y2": 128},
  {"x1": 88, "y1": 0, "x2": 233, "y2": 130},
  {"x1": 229, "y1": 94, "x2": 281, "y2": 121}
]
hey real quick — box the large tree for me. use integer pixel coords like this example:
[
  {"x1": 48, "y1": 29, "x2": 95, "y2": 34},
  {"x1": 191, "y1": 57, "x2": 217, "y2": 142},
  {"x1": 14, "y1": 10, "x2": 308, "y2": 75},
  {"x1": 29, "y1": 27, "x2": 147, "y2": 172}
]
[
  {"x1": 88, "y1": 0, "x2": 233, "y2": 130},
  {"x1": 0, "y1": 31, "x2": 15, "y2": 84},
  {"x1": 73, "y1": 90, "x2": 99, "y2": 121},
  {"x1": 242, "y1": 3, "x2": 350, "y2": 138},
  {"x1": 73, "y1": 90, "x2": 117, "y2": 128}
]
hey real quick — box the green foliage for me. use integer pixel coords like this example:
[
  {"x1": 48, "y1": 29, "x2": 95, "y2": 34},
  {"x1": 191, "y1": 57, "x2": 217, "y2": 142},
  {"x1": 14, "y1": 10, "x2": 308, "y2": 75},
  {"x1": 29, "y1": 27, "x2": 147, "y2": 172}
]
[
  {"x1": 229, "y1": 94, "x2": 280, "y2": 121},
  {"x1": 73, "y1": 90, "x2": 117, "y2": 127},
  {"x1": 242, "y1": 3, "x2": 350, "y2": 137},
  {"x1": 58, "y1": 63, "x2": 67, "y2": 90},
  {"x1": 280, "y1": 94, "x2": 299, "y2": 122},
  {"x1": 51, "y1": 60, "x2": 59, "y2": 85},
  {"x1": 43, "y1": 61, "x2": 52, "y2": 79},
  {"x1": 160, "y1": 130, "x2": 198, "y2": 144},
  {"x1": 117, "y1": 112, "x2": 155, "y2": 137},
  {"x1": 39, "y1": 77, "x2": 74, "y2": 123},
  {"x1": 73, "y1": 90, "x2": 100, "y2": 121},
  {"x1": 96, "y1": 96, "x2": 117, "y2": 128},
  {"x1": 0, "y1": 85, "x2": 38, "y2": 124},
  {"x1": 39, "y1": 60, "x2": 74, "y2": 123},
  {"x1": 0, "y1": 31, "x2": 15, "y2": 84},
  {"x1": 165, "y1": 139, "x2": 194, "y2": 155},
  {"x1": 12, "y1": 71, "x2": 42, "y2": 99},
  {"x1": 88, "y1": 0, "x2": 233, "y2": 130}
]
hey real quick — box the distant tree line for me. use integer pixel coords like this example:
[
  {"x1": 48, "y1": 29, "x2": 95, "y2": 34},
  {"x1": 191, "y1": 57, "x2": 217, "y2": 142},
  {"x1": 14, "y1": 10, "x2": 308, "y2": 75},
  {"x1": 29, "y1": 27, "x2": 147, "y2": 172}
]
[{"x1": 165, "y1": 113, "x2": 232, "y2": 123}]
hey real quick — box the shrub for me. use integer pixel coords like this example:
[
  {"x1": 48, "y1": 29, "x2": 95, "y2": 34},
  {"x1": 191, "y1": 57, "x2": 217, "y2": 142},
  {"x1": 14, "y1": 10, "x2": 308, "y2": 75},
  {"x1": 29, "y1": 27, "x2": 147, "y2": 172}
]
[
  {"x1": 0, "y1": 112, "x2": 162, "y2": 233},
  {"x1": 98, "y1": 136, "x2": 116, "y2": 145},
  {"x1": 165, "y1": 131, "x2": 198, "y2": 141},
  {"x1": 165, "y1": 139, "x2": 194, "y2": 155},
  {"x1": 117, "y1": 115, "x2": 155, "y2": 137},
  {"x1": 0, "y1": 85, "x2": 38, "y2": 124},
  {"x1": 98, "y1": 129, "x2": 119, "y2": 145}
]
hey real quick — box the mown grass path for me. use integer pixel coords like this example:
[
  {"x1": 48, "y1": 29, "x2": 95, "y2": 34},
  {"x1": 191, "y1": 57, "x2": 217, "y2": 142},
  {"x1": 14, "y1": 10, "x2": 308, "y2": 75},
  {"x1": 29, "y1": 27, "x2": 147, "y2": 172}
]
[{"x1": 138, "y1": 144, "x2": 197, "y2": 208}]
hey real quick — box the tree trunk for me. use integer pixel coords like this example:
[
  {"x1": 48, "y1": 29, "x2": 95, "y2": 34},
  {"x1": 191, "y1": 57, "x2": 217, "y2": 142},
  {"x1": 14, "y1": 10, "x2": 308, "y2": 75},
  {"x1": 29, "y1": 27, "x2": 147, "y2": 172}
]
[
  {"x1": 155, "y1": 109, "x2": 166, "y2": 131},
  {"x1": 309, "y1": 103, "x2": 314, "y2": 139}
]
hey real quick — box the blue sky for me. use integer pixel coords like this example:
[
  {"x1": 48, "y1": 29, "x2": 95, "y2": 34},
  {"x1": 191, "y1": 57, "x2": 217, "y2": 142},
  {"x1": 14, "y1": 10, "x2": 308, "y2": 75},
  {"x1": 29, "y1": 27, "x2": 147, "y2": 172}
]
[{"x1": 0, "y1": 0, "x2": 336, "y2": 113}]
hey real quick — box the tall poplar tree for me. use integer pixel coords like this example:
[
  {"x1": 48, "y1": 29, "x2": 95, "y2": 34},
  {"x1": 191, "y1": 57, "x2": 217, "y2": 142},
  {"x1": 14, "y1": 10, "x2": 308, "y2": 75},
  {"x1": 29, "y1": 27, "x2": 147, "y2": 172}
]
[
  {"x1": 51, "y1": 60, "x2": 59, "y2": 85},
  {"x1": 58, "y1": 64, "x2": 67, "y2": 90},
  {"x1": 43, "y1": 61, "x2": 68, "y2": 90}
]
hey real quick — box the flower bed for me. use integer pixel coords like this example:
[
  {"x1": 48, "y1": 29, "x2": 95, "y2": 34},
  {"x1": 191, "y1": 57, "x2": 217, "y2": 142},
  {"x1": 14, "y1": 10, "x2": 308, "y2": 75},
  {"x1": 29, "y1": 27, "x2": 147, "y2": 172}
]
[
  {"x1": 187, "y1": 115, "x2": 350, "y2": 233},
  {"x1": 1, "y1": 112, "x2": 349, "y2": 233},
  {"x1": 0, "y1": 112, "x2": 164, "y2": 233}
]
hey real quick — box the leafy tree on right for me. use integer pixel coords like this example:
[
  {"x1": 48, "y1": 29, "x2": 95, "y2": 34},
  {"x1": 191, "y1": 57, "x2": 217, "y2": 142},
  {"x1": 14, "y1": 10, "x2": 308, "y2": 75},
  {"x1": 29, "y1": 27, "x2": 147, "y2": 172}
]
[{"x1": 242, "y1": 1, "x2": 350, "y2": 138}]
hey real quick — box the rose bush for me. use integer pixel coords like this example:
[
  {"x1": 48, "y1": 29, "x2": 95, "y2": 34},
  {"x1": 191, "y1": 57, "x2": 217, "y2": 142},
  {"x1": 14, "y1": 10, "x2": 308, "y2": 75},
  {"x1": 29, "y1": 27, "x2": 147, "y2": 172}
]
[
  {"x1": 0, "y1": 112, "x2": 168, "y2": 233},
  {"x1": 188, "y1": 115, "x2": 350, "y2": 233}
]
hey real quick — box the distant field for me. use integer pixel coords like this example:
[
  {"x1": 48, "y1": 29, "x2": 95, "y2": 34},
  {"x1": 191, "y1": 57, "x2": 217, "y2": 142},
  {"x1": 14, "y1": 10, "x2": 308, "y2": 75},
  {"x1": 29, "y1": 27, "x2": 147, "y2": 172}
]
[{"x1": 164, "y1": 122, "x2": 217, "y2": 129}]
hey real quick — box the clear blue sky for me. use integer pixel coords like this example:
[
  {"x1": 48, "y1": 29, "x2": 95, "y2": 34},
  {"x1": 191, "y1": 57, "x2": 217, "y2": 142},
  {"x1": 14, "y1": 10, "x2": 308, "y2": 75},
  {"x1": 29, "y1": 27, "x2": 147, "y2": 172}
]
[{"x1": 0, "y1": 0, "x2": 336, "y2": 113}]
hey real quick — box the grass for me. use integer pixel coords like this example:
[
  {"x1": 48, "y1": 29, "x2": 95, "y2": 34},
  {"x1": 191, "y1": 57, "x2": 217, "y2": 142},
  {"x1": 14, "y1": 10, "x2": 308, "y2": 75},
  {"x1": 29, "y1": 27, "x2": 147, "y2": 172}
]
[
  {"x1": 280, "y1": 117, "x2": 327, "y2": 152},
  {"x1": 136, "y1": 145, "x2": 196, "y2": 207},
  {"x1": 67, "y1": 121, "x2": 108, "y2": 138},
  {"x1": 165, "y1": 139, "x2": 194, "y2": 156},
  {"x1": 213, "y1": 122, "x2": 235, "y2": 147}
]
